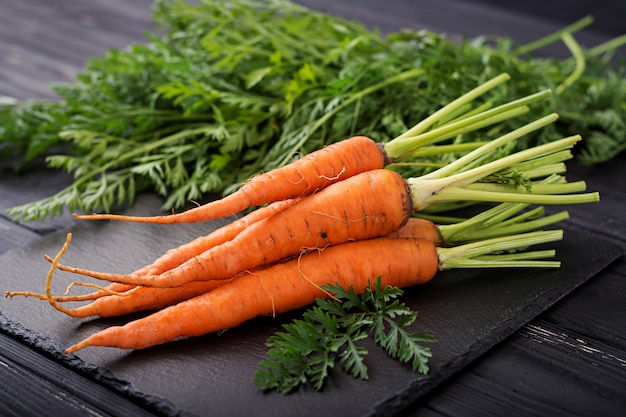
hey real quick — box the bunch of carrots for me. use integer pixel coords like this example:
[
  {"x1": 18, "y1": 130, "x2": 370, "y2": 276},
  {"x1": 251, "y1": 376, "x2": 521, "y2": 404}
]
[{"x1": 6, "y1": 74, "x2": 599, "y2": 358}]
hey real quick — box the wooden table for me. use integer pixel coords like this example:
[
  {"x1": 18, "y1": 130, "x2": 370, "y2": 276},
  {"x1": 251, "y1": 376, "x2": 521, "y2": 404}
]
[{"x1": 1, "y1": 1, "x2": 624, "y2": 416}]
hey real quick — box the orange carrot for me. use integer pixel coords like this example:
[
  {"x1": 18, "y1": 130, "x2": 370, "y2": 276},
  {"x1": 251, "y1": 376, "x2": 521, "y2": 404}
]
[
  {"x1": 64, "y1": 280, "x2": 229, "y2": 318},
  {"x1": 146, "y1": 198, "x2": 300, "y2": 275},
  {"x1": 9, "y1": 201, "x2": 571, "y2": 318},
  {"x1": 55, "y1": 169, "x2": 414, "y2": 288},
  {"x1": 5, "y1": 282, "x2": 135, "y2": 304},
  {"x1": 65, "y1": 237, "x2": 439, "y2": 352},
  {"x1": 5, "y1": 217, "x2": 438, "y2": 319},
  {"x1": 74, "y1": 136, "x2": 387, "y2": 224},
  {"x1": 386, "y1": 217, "x2": 443, "y2": 244},
  {"x1": 64, "y1": 227, "x2": 563, "y2": 353},
  {"x1": 47, "y1": 132, "x2": 597, "y2": 292}
]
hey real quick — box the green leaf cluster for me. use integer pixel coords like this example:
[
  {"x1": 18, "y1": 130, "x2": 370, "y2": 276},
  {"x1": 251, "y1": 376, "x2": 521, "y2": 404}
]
[
  {"x1": 253, "y1": 277, "x2": 435, "y2": 392},
  {"x1": 1, "y1": 0, "x2": 624, "y2": 221}
]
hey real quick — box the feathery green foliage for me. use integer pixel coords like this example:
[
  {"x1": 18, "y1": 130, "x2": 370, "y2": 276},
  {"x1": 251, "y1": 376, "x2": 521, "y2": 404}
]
[
  {"x1": 1, "y1": 0, "x2": 624, "y2": 221},
  {"x1": 253, "y1": 277, "x2": 435, "y2": 392}
]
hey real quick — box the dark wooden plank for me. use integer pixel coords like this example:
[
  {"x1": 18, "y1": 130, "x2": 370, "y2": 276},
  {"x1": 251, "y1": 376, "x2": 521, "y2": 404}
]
[
  {"x1": 407, "y1": 259, "x2": 626, "y2": 417},
  {"x1": 0, "y1": 322, "x2": 166, "y2": 417},
  {"x1": 0, "y1": 0, "x2": 156, "y2": 100},
  {"x1": 0, "y1": 1, "x2": 624, "y2": 417},
  {"x1": 296, "y1": 0, "x2": 620, "y2": 54}
]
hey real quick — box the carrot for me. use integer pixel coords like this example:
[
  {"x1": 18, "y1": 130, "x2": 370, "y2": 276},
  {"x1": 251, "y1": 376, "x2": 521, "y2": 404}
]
[
  {"x1": 145, "y1": 198, "x2": 300, "y2": 275},
  {"x1": 64, "y1": 280, "x2": 229, "y2": 318},
  {"x1": 65, "y1": 237, "x2": 439, "y2": 352},
  {"x1": 54, "y1": 126, "x2": 600, "y2": 290},
  {"x1": 386, "y1": 217, "x2": 443, "y2": 244},
  {"x1": 63, "y1": 229, "x2": 563, "y2": 353},
  {"x1": 73, "y1": 74, "x2": 551, "y2": 225},
  {"x1": 4, "y1": 217, "x2": 439, "y2": 318},
  {"x1": 55, "y1": 169, "x2": 415, "y2": 288},
  {"x1": 11, "y1": 199, "x2": 570, "y2": 319},
  {"x1": 73, "y1": 135, "x2": 388, "y2": 224}
]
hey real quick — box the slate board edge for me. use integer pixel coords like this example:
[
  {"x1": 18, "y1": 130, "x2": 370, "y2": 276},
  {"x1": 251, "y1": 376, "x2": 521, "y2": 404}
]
[{"x1": 0, "y1": 312, "x2": 193, "y2": 417}]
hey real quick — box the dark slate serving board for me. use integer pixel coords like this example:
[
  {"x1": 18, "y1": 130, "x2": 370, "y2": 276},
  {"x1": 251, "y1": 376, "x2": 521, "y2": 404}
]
[{"x1": 0, "y1": 195, "x2": 622, "y2": 417}]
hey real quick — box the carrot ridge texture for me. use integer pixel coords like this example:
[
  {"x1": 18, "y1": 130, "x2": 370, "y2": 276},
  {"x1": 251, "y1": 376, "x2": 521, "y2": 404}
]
[
  {"x1": 58, "y1": 169, "x2": 413, "y2": 288},
  {"x1": 146, "y1": 198, "x2": 300, "y2": 275},
  {"x1": 66, "y1": 280, "x2": 229, "y2": 318},
  {"x1": 73, "y1": 136, "x2": 386, "y2": 224},
  {"x1": 45, "y1": 217, "x2": 441, "y2": 318},
  {"x1": 65, "y1": 237, "x2": 438, "y2": 352}
]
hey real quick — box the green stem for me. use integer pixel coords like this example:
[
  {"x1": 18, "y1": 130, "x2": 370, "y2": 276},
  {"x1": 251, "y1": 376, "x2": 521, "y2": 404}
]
[
  {"x1": 474, "y1": 250, "x2": 557, "y2": 262},
  {"x1": 421, "y1": 113, "x2": 559, "y2": 180},
  {"x1": 424, "y1": 186, "x2": 598, "y2": 207},
  {"x1": 442, "y1": 257, "x2": 561, "y2": 269},
  {"x1": 513, "y1": 15, "x2": 594, "y2": 55},
  {"x1": 430, "y1": 135, "x2": 580, "y2": 186},
  {"x1": 438, "y1": 202, "x2": 535, "y2": 242},
  {"x1": 437, "y1": 230, "x2": 563, "y2": 269},
  {"x1": 521, "y1": 163, "x2": 568, "y2": 179},
  {"x1": 390, "y1": 73, "x2": 510, "y2": 142},
  {"x1": 555, "y1": 33, "x2": 586, "y2": 95},
  {"x1": 464, "y1": 181, "x2": 588, "y2": 195},
  {"x1": 445, "y1": 102, "x2": 493, "y2": 125},
  {"x1": 406, "y1": 135, "x2": 601, "y2": 210},
  {"x1": 385, "y1": 106, "x2": 528, "y2": 158},
  {"x1": 386, "y1": 81, "x2": 552, "y2": 159},
  {"x1": 393, "y1": 141, "x2": 488, "y2": 160},
  {"x1": 588, "y1": 33, "x2": 626, "y2": 57},
  {"x1": 513, "y1": 150, "x2": 573, "y2": 173},
  {"x1": 485, "y1": 205, "x2": 545, "y2": 229},
  {"x1": 384, "y1": 106, "x2": 530, "y2": 159},
  {"x1": 460, "y1": 211, "x2": 569, "y2": 242}
]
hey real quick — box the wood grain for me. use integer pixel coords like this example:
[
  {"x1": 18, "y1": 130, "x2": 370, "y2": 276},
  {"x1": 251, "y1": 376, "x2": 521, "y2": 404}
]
[{"x1": 0, "y1": 1, "x2": 624, "y2": 416}]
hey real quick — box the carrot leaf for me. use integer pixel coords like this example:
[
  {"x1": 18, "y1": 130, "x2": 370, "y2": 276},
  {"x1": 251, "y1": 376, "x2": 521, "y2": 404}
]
[
  {"x1": 254, "y1": 277, "x2": 435, "y2": 392},
  {"x1": 3, "y1": 0, "x2": 625, "y2": 221}
]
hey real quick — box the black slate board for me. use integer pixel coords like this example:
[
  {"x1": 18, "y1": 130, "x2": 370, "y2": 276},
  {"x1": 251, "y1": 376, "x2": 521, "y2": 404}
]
[{"x1": 0, "y1": 194, "x2": 622, "y2": 417}]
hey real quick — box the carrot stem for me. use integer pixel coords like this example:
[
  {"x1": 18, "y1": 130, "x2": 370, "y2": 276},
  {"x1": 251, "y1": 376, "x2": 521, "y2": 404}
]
[
  {"x1": 463, "y1": 181, "x2": 588, "y2": 195},
  {"x1": 391, "y1": 73, "x2": 510, "y2": 141},
  {"x1": 461, "y1": 211, "x2": 569, "y2": 242},
  {"x1": 588, "y1": 33, "x2": 626, "y2": 57},
  {"x1": 420, "y1": 113, "x2": 559, "y2": 180},
  {"x1": 424, "y1": 186, "x2": 598, "y2": 207},
  {"x1": 555, "y1": 33, "x2": 586, "y2": 96},
  {"x1": 396, "y1": 141, "x2": 488, "y2": 160},
  {"x1": 385, "y1": 89, "x2": 552, "y2": 158},
  {"x1": 437, "y1": 230, "x2": 563, "y2": 269},
  {"x1": 407, "y1": 133, "x2": 600, "y2": 210},
  {"x1": 473, "y1": 250, "x2": 557, "y2": 262},
  {"x1": 513, "y1": 15, "x2": 594, "y2": 55}
]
